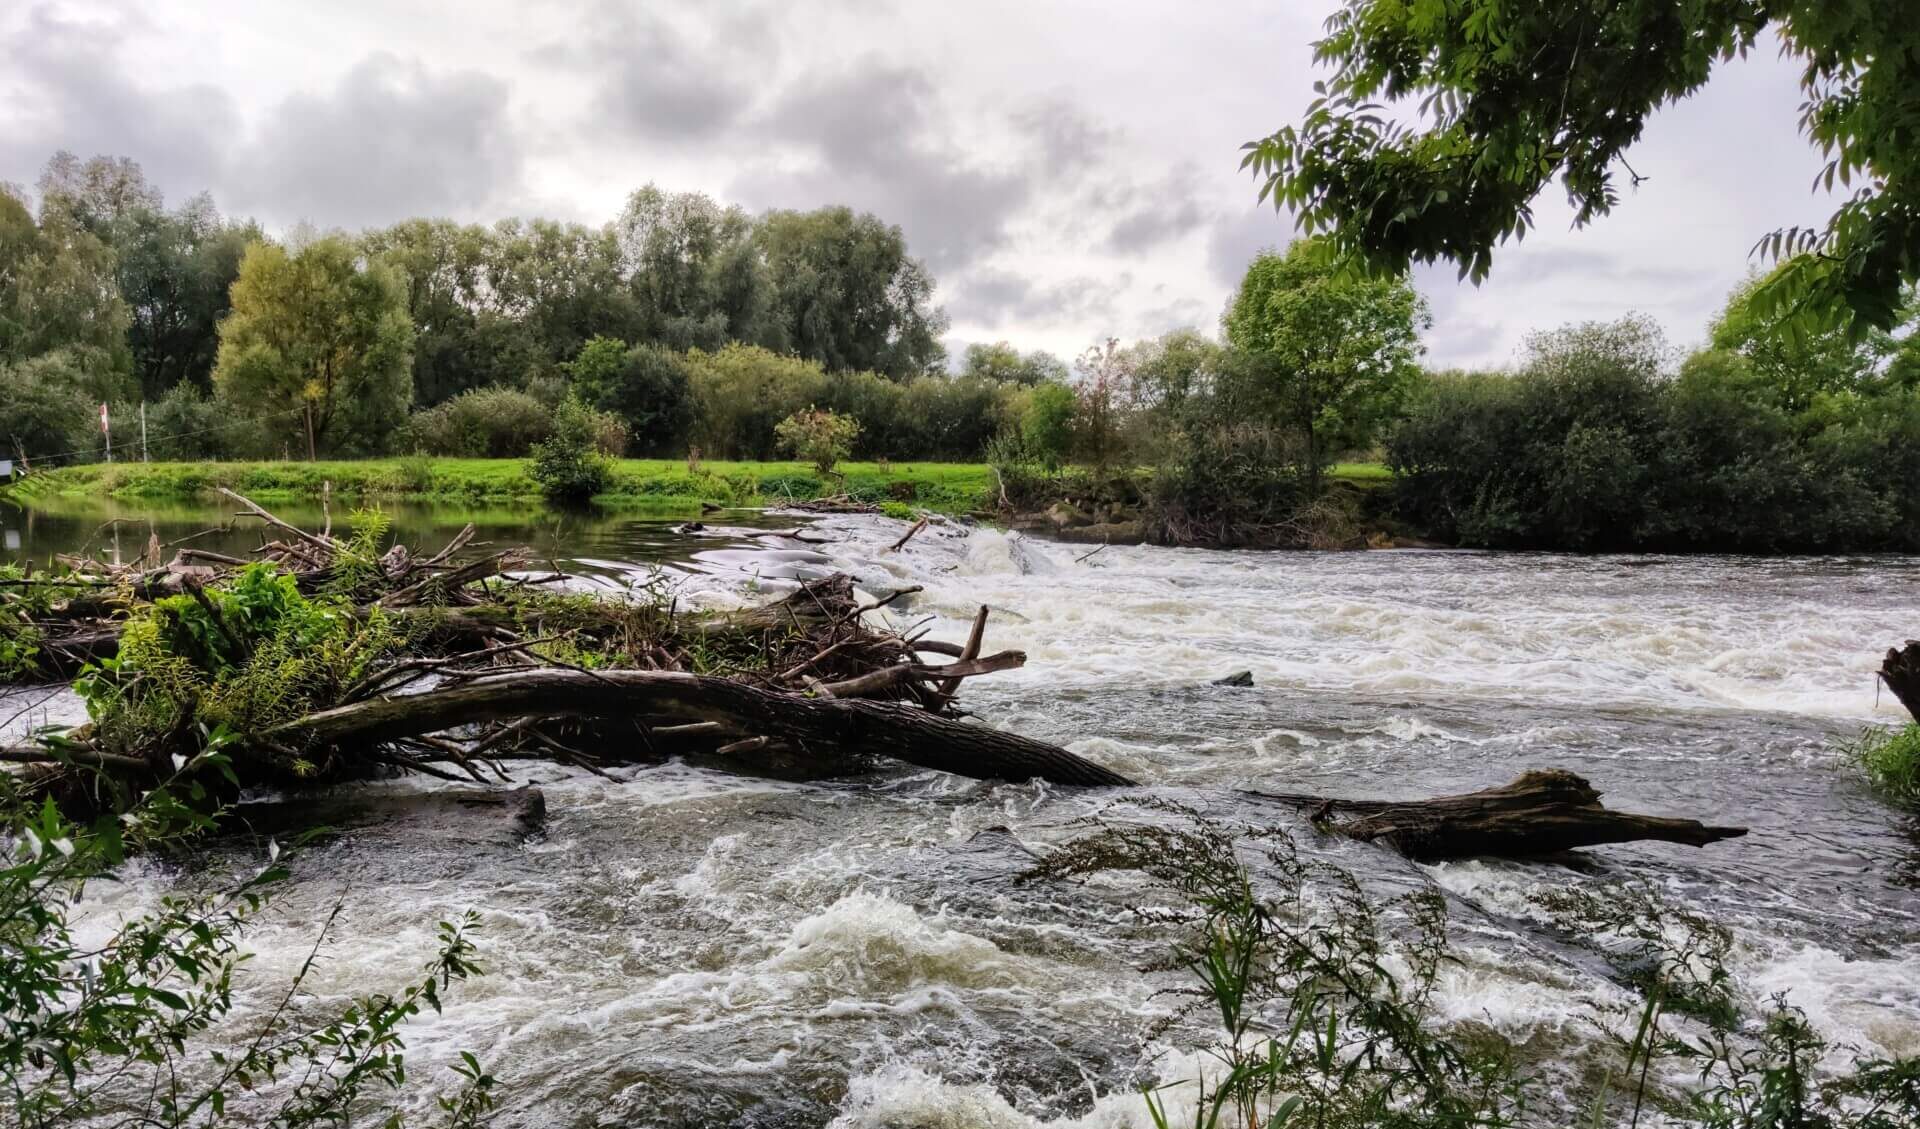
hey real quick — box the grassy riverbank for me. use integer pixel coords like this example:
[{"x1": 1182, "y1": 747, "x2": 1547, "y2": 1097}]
[
  {"x1": 5, "y1": 459, "x2": 1396, "y2": 517},
  {"x1": 3, "y1": 458, "x2": 998, "y2": 513}
]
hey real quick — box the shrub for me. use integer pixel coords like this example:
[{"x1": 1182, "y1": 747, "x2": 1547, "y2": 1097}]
[
  {"x1": 1020, "y1": 381, "x2": 1076, "y2": 471},
  {"x1": 569, "y1": 338, "x2": 695, "y2": 455},
  {"x1": 774, "y1": 407, "x2": 859, "y2": 477},
  {"x1": 0, "y1": 351, "x2": 95, "y2": 463},
  {"x1": 530, "y1": 396, "x2": 613, "y2": 502},
  {"x1": 403, "y1": 386, "x2": 553, "y2": 457},
  {"x1": 1845, "y1": 723, "x2": 1920, "y2": 805},
  {"x1": 139, "y1": 383, "x2": 241, "y2": 460}
]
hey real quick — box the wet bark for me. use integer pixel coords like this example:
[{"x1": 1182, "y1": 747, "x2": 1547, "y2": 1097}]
[
  {"x1": 1879, "y1": 640, "x2": 1920, "y2": 723},
  {"x1": 1252, "y1": 770, "x2": 1746, "y2": 861},
  {"x1": 270, "y1": 668, "x2": 1135, "y2": 788}
]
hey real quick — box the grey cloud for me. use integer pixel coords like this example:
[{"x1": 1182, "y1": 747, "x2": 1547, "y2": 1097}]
[
  {"x1": 1102, "y1": 165, "x2": 1211, "y2": 254},
  {"x1": 731, "y1": 58, "x2": 1032, "y2": 274},
  {"x1": 1013, "y1": 97, "x2": 1116, "y2": 178},
  {"x1": 0, "y1": 5, "x2": 238, "y2": 204},
  {"x1": 571, "y1": 8, "x2": 756, "y2": 143},
  {"x1": 949, "y1": 267, "x2": 1132, "y2": 330},
  {"x1": 235, "y1": 54, "x2": 525, "y2": 229},
  {"x1": 1206, "y1": 203, "x2": 1294, "y2": 285}
]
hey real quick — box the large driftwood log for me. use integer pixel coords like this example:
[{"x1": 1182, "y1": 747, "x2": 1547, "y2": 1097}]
[
  {"x1": 1880, "y1": 640, "x2": 1920, "y2": 723},
  {"x1": 269, "y1": 668, "x2": 1136, "y2": 788},
  {"x1": 1253, "y1": 770, "x2": 1746, "y2": 861}
]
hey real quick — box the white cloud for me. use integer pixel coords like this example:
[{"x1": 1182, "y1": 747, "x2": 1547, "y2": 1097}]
[{"x1": 0, "y1": 0, "x2": 1838, "y2": 367}]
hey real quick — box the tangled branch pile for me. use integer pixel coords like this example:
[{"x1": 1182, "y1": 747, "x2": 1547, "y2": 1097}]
[{"x1": 2, "y1": 490, "x2": 1127, "y2": 819}]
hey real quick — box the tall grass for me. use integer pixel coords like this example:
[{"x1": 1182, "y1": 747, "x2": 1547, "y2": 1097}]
[{"x1": 1842, "y1": 723, "x2": 1920, "y2": 806}]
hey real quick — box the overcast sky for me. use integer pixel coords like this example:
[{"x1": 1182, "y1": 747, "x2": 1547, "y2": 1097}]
[{"x1": 0, "y1": 0, "x2": 1840, "y2": 370}]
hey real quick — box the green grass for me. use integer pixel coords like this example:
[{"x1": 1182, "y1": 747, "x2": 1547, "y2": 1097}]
[
  {"x1": 4, "y1": 458, "x2": 996, "y2": 514},
  {"x1": 1845, "y1": 722, "x2": 1920, "y2": 806},
  {"x1": 1329, "y1": 461, "x2": 1391, "y2": 482}
]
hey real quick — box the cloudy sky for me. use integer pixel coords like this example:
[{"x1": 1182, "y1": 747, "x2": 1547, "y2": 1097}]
[{"x1": 0, "y1": 0, "x2": 1839, "y2": 369}]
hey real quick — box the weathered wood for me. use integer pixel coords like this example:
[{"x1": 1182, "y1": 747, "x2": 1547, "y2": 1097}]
[
  {"x1": 269, "y1": 668, "x2": 1136, "y2": 788},
  {"x1": 1251, "y1": 770, "x2": 1746, "y2": 861},
  {"x1": 1879, "y1": 640, "x2": 1920, "y2": 723}
]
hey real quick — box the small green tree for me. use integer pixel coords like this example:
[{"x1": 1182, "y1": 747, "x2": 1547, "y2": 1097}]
[
  {"x1": 567, "y1": 337, "x2": 694, "y2": 454},
  {"x1": 530, "y1": 395, "x2": 613, "y2": 502},
  {"x1": 774, "y1": 407, "x2": 860, "y2": 477},
  {"x1": 211, "y1": 237, "x2": 415, "y2": 459},
  {"x1": 1224, "y1": 240, "x2": 1428, "y2": 495},
  {"x1": 1020, "y1": 381, "x2": 1076, "y2": 471}
]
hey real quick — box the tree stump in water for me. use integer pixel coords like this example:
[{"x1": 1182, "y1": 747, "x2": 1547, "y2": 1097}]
[
  {"x1": 1253, "y1": 770, "x2": 1746, "y2": 861},
  {"x1": 1880, "y1": 640, "x2": 1920, "y2": 723}
]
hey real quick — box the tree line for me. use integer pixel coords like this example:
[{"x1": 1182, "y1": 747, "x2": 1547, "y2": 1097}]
[{"x1": 2, "y1": 152, "x2": 1053, "y2": 464}]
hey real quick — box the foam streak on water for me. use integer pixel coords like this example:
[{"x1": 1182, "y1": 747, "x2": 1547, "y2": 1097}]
[{"x1": 53, "y1": 514, "x2": 1920, "y2": 1126}]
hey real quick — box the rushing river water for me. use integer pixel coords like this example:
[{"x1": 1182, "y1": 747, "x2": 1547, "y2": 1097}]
[{"x1": 6, "y1": 495, "x2": 1920, "y2": 1127}]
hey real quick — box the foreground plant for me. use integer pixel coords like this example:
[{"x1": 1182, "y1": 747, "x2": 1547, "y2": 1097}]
[
  {"x1": 1030, "y1": 804, "x2": 1919, "y2": 1128},
  {"x1": 1025, "y1": 800, "x2": 1525, "y2": 1128},
  {"x1": 1839, "y1": 724, "x2": 1920, "y2": 807},
  {"x1": 0, "y1": 749, "x2": 496, "y2": 1127}
]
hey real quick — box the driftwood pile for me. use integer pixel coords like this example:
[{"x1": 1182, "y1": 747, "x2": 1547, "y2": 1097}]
[{"x1": 1, "y1": 491, "x2": 1757, "y2": 861}]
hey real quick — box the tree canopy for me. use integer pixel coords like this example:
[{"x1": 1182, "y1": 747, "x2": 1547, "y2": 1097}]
[
  {"x1": 1245, "y1": 1, "x2": 1920, "y2": 336},
  {"x1": 1224, "y1": 240, "x2": 1428, "y2": 490},
  {"x1": 212, "y1": 237, "x2": 414, "y2": 458}
]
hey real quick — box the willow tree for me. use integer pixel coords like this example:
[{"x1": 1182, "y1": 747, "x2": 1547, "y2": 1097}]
[
  {"x1": 212, "y1": 237, "x2": 414, "y2": 459},
  {"x1": 1224, "y1": 240, "x2": 1427, "y2": 496},
  {"x1": 1245, "y1": 1, "x2": 1920, "y2": 337}
]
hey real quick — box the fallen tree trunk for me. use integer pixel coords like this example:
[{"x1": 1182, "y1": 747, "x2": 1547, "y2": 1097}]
[
  {"x1": 1252, "y1": 770, "x2": 1746, "y2": 861},
  {"x1": 268, "y1": 668, "x2": 1135, "y2": 788},
  {"x1": 1880, "y1": 640, "x2": 1920, "y2": 723}
]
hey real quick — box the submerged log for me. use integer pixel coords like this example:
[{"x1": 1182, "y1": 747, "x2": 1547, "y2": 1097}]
[
  {"x1": 1252, "y1": 770, "x2": 1746, "y2": 861},
  {"x1": 1880, "y1": 640, "x2": 1920, "y2": 723}
]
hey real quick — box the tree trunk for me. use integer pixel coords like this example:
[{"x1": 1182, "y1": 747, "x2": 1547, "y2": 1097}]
[
  {"x1": 1879, "y1": 640, "x2": 1920, "y2": 723},
  {"x1": 1251, "y1": 770, "x2": 1746, "y2": 861},
  {"x1": 269, "y1": 668, "x2": 1137, "y2": 788}
]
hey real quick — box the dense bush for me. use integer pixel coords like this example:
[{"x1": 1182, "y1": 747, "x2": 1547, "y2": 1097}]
[
  {"x1": 530, "y1": 396, "x2": 613, "y2": 501},
  {"x1": 774, "y1": 408, "x2": 860, "y2": 476},
  {"x1": 568, "y1": 337, "x2": 696, "y2": 455},
  {"x1": 138, "y1": 383, "x2": 242, "y2": 460},
  {"x1": 1390, "y1": 317, "x2": 1920, "y2": 551},
  {"x1": 0, "y1": 350, "x2": 96, "y2": 462},
  {"x1": 403, "y1": 386, "x2": 553, "y2": 457}
]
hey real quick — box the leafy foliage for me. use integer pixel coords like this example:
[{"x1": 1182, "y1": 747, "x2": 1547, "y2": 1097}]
[
  {"x1": 1841, "y1": 723, "x2": 1920, "y2": 807},
  {"x1": 1245, "y1": 1, "x2": 1920, "y2": 337},
  {"x1": 0, "y1": 756, "x2": 496, "y2": 1127},
  {"x1": 1389, "y1": 314, "x2": 1920, "y2": 551},
  {"x1": 773, "y1": 408, "x2": 861, "y2": 477},
  {"x1": 529, "y1": 396, "x2": 614, "y2": 502},
  {"x1": 211, "y1": 237, "x2": 415, "y2": 459},
  {"x1": 402, "y1": 386, "x2": 553, "y2": 458},
  {"x1": 1223, "y1": 240, "x2": 1428, "y2": 493}
]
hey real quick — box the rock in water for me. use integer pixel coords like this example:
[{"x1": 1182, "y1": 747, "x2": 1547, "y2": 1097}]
[{"x1": 1211, "y1": 670, "x2": 1254, "y2": 687}]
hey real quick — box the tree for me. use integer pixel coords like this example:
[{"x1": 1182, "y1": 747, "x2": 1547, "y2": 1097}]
[
  {"x1": 1021, "y1": 381, "x2": 1076, "y2": 471},
  {"x1": 212, "y1": 237, "x2": 415, "y2": 459},
  {"x1": 1245, "y1": 1, "x2": 1920, "y2": 336},
  {"x1": 1072, "y1": 338, "x2": 1131, "y2": 475},
  {"x1": 1223, "y1": 241, "x2": 1427, "y2": 494},
  {"x1": 616, "y1": 185, "x2": 782, "y2": 352},
  {"x1": 961, "y1": 341, "x2": 1069, "y2": 386},
  {"x1": 530, "y1": 395, "x2": 614, "y2": 501},
  {"x1": 566, "y1": 336, "x2": 694, "y2": 455},
  {"x1": 35, "y1": 153, "x2": 256, "y2": 398},
  {"x1": 1706, "y1": 267, "x2": 1918, "y2": 412},
  {"x1": 363, "y1": 218, "x2": 534, "y2": 406},
  {"x1": 487, "y1": 218, "x2": 638, "y2": 365},
  {"x1": 755, "y1": 207, "x2": 947, "y2": 379},
  {"x1": 774, "y1": 407, "x2": 860, "y2": 477},
  {"x1": 0, "y1": 187, "x2": 131, "y2": 391}
]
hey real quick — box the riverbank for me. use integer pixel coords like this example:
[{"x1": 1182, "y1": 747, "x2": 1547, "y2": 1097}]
[{"x1": 1, "y1": 458, "x2": 995, "y2": 514}]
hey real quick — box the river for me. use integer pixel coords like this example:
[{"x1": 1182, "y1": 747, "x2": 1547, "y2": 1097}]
[{"x1": 5, "y1": 495, "x2": 1918, "y2": 1127}]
